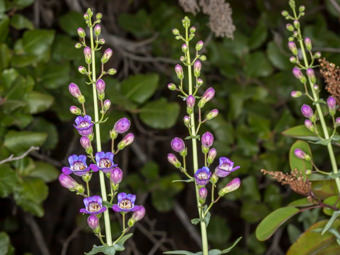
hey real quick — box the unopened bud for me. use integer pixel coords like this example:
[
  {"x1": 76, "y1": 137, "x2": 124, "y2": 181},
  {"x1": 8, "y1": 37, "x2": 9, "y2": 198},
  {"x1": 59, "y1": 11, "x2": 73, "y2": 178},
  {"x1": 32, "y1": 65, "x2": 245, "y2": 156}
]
[
  {"x1": 110, "y1": 167, "x2": 123, "y2": 185},
  {"x1": 181, "y1": 44, "x2": 188, "y2": 52},
  {"x1": 207, "y1": 148, "x2": 217, "y2": 165},
  {"x1": 87, "y1": 215, "x2": 100, "y2": 232},
  {"x1": 286, "y1": 23, "x2": 294, "y2": 31},
  {"x1": 288, "y1": 42, "x2": 298, "y2": 55},
  {"x1": 77, "y1": 27, "x2": 86, "y2": 38},
  {"x1": 94, "y1": 24, "x2": 101, "y2": 36},
  {"x1": 198, "y1": 87, "x2": 215, "y2": 108},
  {"x1": 294, "y1": 148, "x2": 310, "y2": 160},
  {"x1": 175, "y1": 64, "x2": 184, "y2": 79},
  {"x1": 172, "y1": 28, "x2": 180, "y2": 35},
  {"x1": 84, "y1": 47, "x2": 91, "y2": 64},
  {"x1": 290, "y1": 91, "x2": 302, "y2": 98},
  {"x1": 327, "y1": 96, "x2": 336, "y2": 115},
  {"x1": 78, "y1": 66, "x2": 86, "y2": 74},
  {"x1": 194, "y1": 60, "x2": 201, "y2": 77},
  {"x1": 101, "y1": 48, "x2": 113, "y2": 64},
  {"x1": 108, "y1": 68, "x2": 117, "y2": 75},
  {"x1": 304, "y1": 37, "x2": 312, "y2": 51},
  {"x1": 301, "y1": 104, "x2": 313, "y2": 119},
  {"x1": 199, "y1": 187, "x2": 208, "y2": 203},
  {"x1": 70, "y1": 106, "x2": 81, "y2": 115},
  {"x1": 206, "y1": 109, "x2": 218, "y2": 120},
  {"x1": 289, "y1": 56, "x2": 297, "y2": 63},
  {"x1": 167, "y1": 153, "x2": 181, "y2": 168},
  {"x1": 218, "y1": 178, "x2": 241, "y2": 196},
  {"x1": 306, "y1": 68, "x2": 316, "y2": 84},
  {"x1": 114, "y1": 117, "x2": 131, "y2": 134},
  {"x1": 103, "y1": 99, "x2": 111, "y2": 111},
  {"x1": 186, "y1": 95, "x2": 195, "y2": 113},
  {"x1": 117, "y1": 133, "x2": 134, "y2": 150},
  {"x1": 183, "y1": 115, "x2": 190, "y2": 127},
  {"x1": 195, "y1": 40, "x2": 203, "y2": 51},
  {"x1": 168, "y1": 83, "x2": 177, "y2": 91},
  {"x1": 80, "y1": 136, "x2": 91, "y2": 150},
  {"x1": 69, "y1": 83, "x2": 82, "y2": 98},
  {"x1": 96, "y1": 79, "x2": 105, "y2": 99}
]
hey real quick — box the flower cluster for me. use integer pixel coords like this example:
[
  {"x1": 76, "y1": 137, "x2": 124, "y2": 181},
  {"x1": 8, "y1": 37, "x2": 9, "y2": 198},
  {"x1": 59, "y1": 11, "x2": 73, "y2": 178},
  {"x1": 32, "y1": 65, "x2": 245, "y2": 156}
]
[
  {"x1": 167, "y1": 16, "x2": 241, "y2": 254},
  {"x1": 58, "y1": 9, "x2": 144, "y2": 248}
]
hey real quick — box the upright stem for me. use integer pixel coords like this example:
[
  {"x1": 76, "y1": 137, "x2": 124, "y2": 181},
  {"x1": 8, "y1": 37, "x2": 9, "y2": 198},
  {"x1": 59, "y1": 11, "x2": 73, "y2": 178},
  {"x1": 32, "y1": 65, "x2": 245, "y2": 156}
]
[
  {"x1": 297, "y1": 31, "x2": 340, "y2": 193},
  {"x1": 89, "y1": 24, "x2": 113, "y2": 245},
  {"x1": 185, "y1": 30, "x2": 209, "y2": 255}
]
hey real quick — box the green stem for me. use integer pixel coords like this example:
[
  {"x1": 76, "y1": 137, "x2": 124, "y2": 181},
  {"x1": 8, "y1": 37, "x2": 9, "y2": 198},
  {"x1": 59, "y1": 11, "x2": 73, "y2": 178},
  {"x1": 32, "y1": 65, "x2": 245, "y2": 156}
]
[
  {"x1": 89, "y1": 22, "x2": 113, "y2": 245},
  {"x1": 122, "y1": 213, "x2": 126, "y2": 231},
  {"x1": 185, "y1": 27, "x2": 209, "y2": 255},
  {"x1": 296, "y1": 28, "x2": 340, "y2": 193}
]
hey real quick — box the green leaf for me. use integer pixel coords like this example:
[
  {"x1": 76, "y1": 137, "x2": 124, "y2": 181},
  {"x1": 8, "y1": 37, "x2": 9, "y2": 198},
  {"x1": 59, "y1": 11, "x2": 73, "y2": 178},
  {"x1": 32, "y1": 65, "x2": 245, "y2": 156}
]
[
  {"x1": 241, "y1": 201, "x2": 269, "y2": 223},
  {"x1": 39, "y1": 61, "x2": 70, "y2": 89},
  {"x1": 289, "y1": 140, "x2": 312, "y2": 174},
  {"x1": 244, "y1": 52, "x2": 273, "y2": 78},
  {"x1": 256, "y1": 206, "x2": 299, "y2": 241},
  {"x1": 312, "y1": 180, "x2": 338, "y2": 199},
  {"x1": 9, "y1": 0, "x2": 34, "y2": 9},
  {"x1": 26, "y1": 91, "x2": 54, "y2": 114},
  {"x1": 220, "y1": 237, "x2": 243, "y2": 253},
  {"x1": 0, "y1": 232, "x2": 14, "y2": 255},
  {"x1": 207, "y1": 216, "x2": 231, "y2": 246},
  {"x1": 26, "y1": 161, "x2": 58, "y2": 182},
  {"x1": 10, "y1": 14, "x2": 34, "y2": 30},
  {"x1": 85, "y1": 245, "x2": 117, "y2": 255},
  {"x1": 14, "y1": 178, "x2": 48, "y2": 217},
  {"x1": 288, "y1": 198, "x2": 313, "y2": 207},
  {"x1": 141, "y1": 161, "x2": 159, "y2": 180},
  {"x1": 22, "y1": 29, "x2": 55, "y2": 57},
  {"x1": 139, "y1": 98, "x2": 180, "y2": 129},
  {"x1": 118, "y1": 10, "x2": 153, "y2": 38},
  {"x1": 29, "y1": 118, "x2": 58, "y2": 150},
  {"x1": 0, "y1": 43, "x2": 11, "y2": 69},
  {"x1": 191, "y1": 218, "x2": 200, "y2": 225},
  {"x1": 322, "y1": 211, "x2": 340, "y2": 235},
  {"x1": 121, "y1": 73, "x2": 159, "y2": 104},
  {"x1": 0, "y1": 15, "x2": 9, "y2": 42},
  {"x1": 0, "y1": 165, "x2": 18, "y2": 198},
  {"x1": 287, "y1": 220, "x2": 340, "y2": 255},
  {"x1": 163, "y1": 251, "x2": 197, "y2": 255},
  {"x1": 4, "y1": 130, "x2": 47, "y2": 152},
  {"x1": 266, "y1": 41, "x2": 291, "y2": 70},
  {"x1": 323, "y1": 196, "x2": 340, "y2": 216},
  {"x1": 58, "y1": 11, "x2": 85, "y2": 36},
  {"x1": 248, "y1": 18, "x2": 267, "y2": 50},
  {"x1": 282, "y1": 125, "x2": 318, "y2": 141}
]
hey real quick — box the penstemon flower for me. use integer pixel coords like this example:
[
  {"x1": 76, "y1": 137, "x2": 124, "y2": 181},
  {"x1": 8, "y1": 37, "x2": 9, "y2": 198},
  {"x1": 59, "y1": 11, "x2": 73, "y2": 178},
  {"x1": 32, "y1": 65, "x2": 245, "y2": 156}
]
[
  {"x1": 58, "y1": 9, "x2": 144, "y2": 252},
  {"x1": 164, "y1": 16, "x2": 242, "y2": 255}
]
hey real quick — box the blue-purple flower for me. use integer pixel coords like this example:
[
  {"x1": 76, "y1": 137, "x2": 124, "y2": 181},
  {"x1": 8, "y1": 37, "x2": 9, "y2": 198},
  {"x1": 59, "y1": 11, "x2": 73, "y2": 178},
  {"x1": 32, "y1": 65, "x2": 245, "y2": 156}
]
[
  {"x1": 90, "y1": 152, "x2": 117, "y2": 173},
  {"x1": 215, "y1": 157, "x2": 240, "y2": 178},
  {"x1": 74, "y1": 115, "x2": 94, "y2": 136},
  {"x1": 112, "y1": 192, "x2": 138, "y2": 212},
  {"x1": 194, "y1": 167, "x2": 211, "y2": 186},
  {"x1": 62, "y1": 154, "x2": 92, "y2": 176},
  {"x1": 80, "y1": 195, "x2": 106, "y2": 214}
]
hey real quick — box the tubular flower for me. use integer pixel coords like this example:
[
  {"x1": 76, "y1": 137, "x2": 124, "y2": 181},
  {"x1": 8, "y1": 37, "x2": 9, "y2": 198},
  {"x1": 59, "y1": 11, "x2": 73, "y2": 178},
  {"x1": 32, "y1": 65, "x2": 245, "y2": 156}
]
[
  {"x1": 74, "y1": 115, "x2": 94, "y2": 136},
  {"x1": 90, "y1": 152, "x2": 117, "y2": 173},
  {"x1": 112, "y1": 192, "x2": 139, "y2": 212},
  {"x1": 194, "y1": 167, "x2": 211, "y2": 186},
  {"x1": 215, "y1": 157, "x2": 240, "y2": 178},
  {"x1": 80, "y1": 195, "x2": 106, "y2": 214},
  {"x1": 62, "y1": 154, "x2": 92, "y2": 176}
]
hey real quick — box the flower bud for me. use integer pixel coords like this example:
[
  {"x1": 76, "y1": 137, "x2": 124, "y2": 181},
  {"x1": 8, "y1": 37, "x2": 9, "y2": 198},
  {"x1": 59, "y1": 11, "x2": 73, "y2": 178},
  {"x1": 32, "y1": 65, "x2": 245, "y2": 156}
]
[
  {"x1": 294, "y1": 148, "x2": 310, "y2": 160},
  {"x1": 183, "y1": 115, "x2": 190, "y2": 127},
  {"x1": 314, "y1": 52, "x2": 321, "y2": 58},
  {"x1": 110, "y1": 167, "x2": 123, "y2": 185},
  {"x1": 80, "y1": 136, "x2": 91, "y2": 150},
  {"x1": 181, "y1": 44, "x2": 188, "y2": 52},
  {"x1": 197, "y1": 78, "x2": 203, "y2": 86},
  {"x1": 103, "y1": 99, "x2": 111, "y2": 111},
  {"x1": 290, "y1": 91, "x2": 302, "y2": 98},
  {"x1": 336, "y1": 117, "x2": 340, "y2": 126},
  {"x1": 132, "y1": 206, "x2": 145, "y2": 221},
  {"x1": 101, "y1": 48, "x2": 113, "y2": 64},
  {"x1": 299, "y1": 5, "x2": 306, "y2": 12},
  {"x1": 98, "y1": 38, "x2": 105, "y2": 45},
  {"x1": 87, "y1": 215, "x2": 99, "y2": 231},
  {"x1": 190, "y1": 26, "x2": 196, "y2": 33},
  {"x1": 206, "y1": 109, "x2": 218, "y2": 120},
  {"x1": 289, "y1": 56, "x2": 297, "y2": 63},
  {"x1": 293, "y1": 20, "x2": 300, "y2": 29},
  {"x1": 78, "y1": 66, "x2": 86, "y2": 74},
  {"x1": 210, "y1": 173, "x2": 218, "y2": 184},
  {"x1": 70, "y1": 105, "x2": 81, "y2": 115},
  {"x1": 301, "y1": 104, "x2": 313, "y2": 119},
  {"x1": 59, "y1": 174, "x2": 84, "y2": 193},
  {"x1": 117, "y1": 133, "x2": 134, "y2": 150},
  {"x1": 77, "y1": 27, "x2": 86, "y2": 38},
  {"x1": 199, "y1": 55, "x2": 206, "y2": 61},
  {"x1": 281, "y1": 10, "x2": 289, "y2": 17},
  {"x1": 195, "y1": 40, "x2": 203, "y2": 51},
  {"x1": 107, "y1": 68, "x2": 117, "y2": 75},
  {"x1": 172, "y1": 28, "x2": 180, "y2": 35},
  {"x1": 94, "y1": 24, "x2": 101, "y2": 36},
  {"x1": 286, "y1": 23, "x2": 294, "y2": 31},
  {"x1": 199, "y1": 187, "x2": 208, "y2": 203},
  {"x1": 167, "y1": 153, "x2": 181, "y2": 168},
  {"x1": 194, "y1": 60, "x2": 201, "y2": 77},
  {"x1": 75, "y1": 43, "x2": 82, "y2": 49},
  {"x1": 207, "y1": 148, "x2": 217, "y2": 165},
  {"x1": 186, "y1": 95, "x2": 195, "y2": 114},
  {"x1": 84, "y1": 47, "x2": 91, "y2": 64},
  {"x1": 171, "y1": 137, "x2": 186, "y2": 153},
  {"x1": 304, "y1": 37, "x2": 312, "y2": 51},
  {"x1": 306, "y1": 68, "x2": 316, "y2": 84},
  {"x1": 69, "y1": 83, "x2": 82, "y2": 98},
  {"x1": 304, "y1": 119, "x2": 313, "y2": 131},
  {"x1": 175, "y1": 64, "x2": 184, "y2": 79},
  {"x1": 327, "y1": 96, "x2": 336, "y2": 115},
  {"x1": 168, "y1": 83, "x2": 177, "y2": 91},
  {"x1": 201, "y1": 131, "x2": 214, "y2": 153},
  {"x1": 218, "y1": 178, "x2": 241, "y2": 196},
  {"x1": 110, "y1": 129, "x2": 118, "y2": 140},
  {"x1": 288, "y1": 42, "x2": 298, "y2": 55},
  {"x1": 292, "y1": 67, "x2": 306, "y2": 83},
  {"x1": 96, "y1": 79, "x2": 106, "y2": 97},
  {"x1": 114, "y1": 117, "x2": 131, "y2": 134},
  {"x1": 198, "y1": 87, "x2": 215, "y2": 108}
]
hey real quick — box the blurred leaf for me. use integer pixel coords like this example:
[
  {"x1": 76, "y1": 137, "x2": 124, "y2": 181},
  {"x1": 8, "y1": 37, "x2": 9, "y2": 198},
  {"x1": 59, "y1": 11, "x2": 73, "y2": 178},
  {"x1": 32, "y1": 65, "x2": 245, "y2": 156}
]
[
  {"x1": 323, "y1": 196, "x2": 340, "y2": 216},
  {"x1": 26, "y1": 91, "x2": 54, "y2": 114},
  {"x1": 0, "y1": 15, "x2": 9, "y2": 42},
  {"x1": 0, "y1": 165, "x2": 18, "y2": 198},
  {"x1": 14, "y1": 178, "x2": 48, "y2": 217},
  {"x1": 0, "y1": 232, "x2": 14, "y2": 255},
  {"x1": 38, "y1": 61, "x2": 70, "y2": 89},
  {"x1": 152, "y1": 190, "x2": 174, "y2": 212},
  {"x1": 29, "y1": 118, "x2": 58, "y2": 150},
  {"x1": 207, "y1": 216, "x2": 231, "y2": 246},
  {"x1": 244, "y1": 52, "x2": 273, "y2": 77},
  {"x1": 121, "y1": 73, "x2": 159, "y2": 104},
  {"x1": 0, "y1": 43, "x2": 11, "y2": 69},
  {"x1": 59, "y1": 11, "x2": 85, "y2": 36},
  {"x1": 10, "y1": 14, "x2": 34, "y2": 30},
  {"x1": 264, "y1": 184, "x2": 282, "y2": 209},
  {"x1": 266, "y1": 41, "x2": 290, "y2": 70},
  {"x1": 312, "y1": 180, "x2": 338, "y2": 200},
  {"x1": 282, "y1": 125, "x2": 318, "y2": 141},
  {"x1": 141, "y1": 161, "x2": 159, "y2": 180},
  {"x1": 4, "y1": 130, "x2": 47, "y2": 152},
  {"x1": 139, "y1": 98, "x2": 180, "y2": 129},
  {"x1": 26, "y1": 161, "x2": 58, "y2": 182},
  {"x1": 52, "y1": 35, "x2": 80, "y2": 61},
  {"x1": 287, "y1": 220, "x2": 340, "y2": 255},
  {"x1": 241, "y1": 176, "x2": 261, "y2": 201},
  {"x1": 289, "y1": 140, "x2": 312, "y2": 174},
  {"x1": 22, "y1": 29, "x2": 55, "y2": 57},
  {"x1": 287, "y1": 224, "x2": 301, "y2": 244},
  {"x1": 256, "y1": 206, "x2": 299, "y2": 241},
  {"x1": 241, "y1": 201, "x2": 269, "y2": 223},
  {"x1": 118, "y1": 10, "x2": 153, "y2": 38},
  {"x1": 248, "y1": 18, "x2": 267, "y2": 50},
  {"x1": 8, "y1": 0, "x2": 33, "y2": 9}
]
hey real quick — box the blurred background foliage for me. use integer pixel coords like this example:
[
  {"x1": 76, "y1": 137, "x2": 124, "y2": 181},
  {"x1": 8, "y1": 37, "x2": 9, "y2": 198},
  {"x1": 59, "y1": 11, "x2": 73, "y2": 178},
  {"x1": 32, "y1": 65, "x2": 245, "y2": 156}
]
[{"x1": 0, "y1": 0, "x2": 340, "y2": 254}]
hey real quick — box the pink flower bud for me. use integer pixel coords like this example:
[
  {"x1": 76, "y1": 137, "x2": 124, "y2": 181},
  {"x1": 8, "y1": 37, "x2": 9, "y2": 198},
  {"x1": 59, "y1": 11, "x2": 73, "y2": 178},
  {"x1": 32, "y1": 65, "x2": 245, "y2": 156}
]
[
  {"x1": 183, "y1": 115, "x2": 190, "y2": 127},
  {"x1": 78, "y1": 66, "x2": 86, "y2": 74},
  {"x1": 294, "y1": 148, "x2": 310, "y2": 160},
  {"x1": 292, "y1": 67, "x2": 306, "y2": 83},
  {"x1": 59, "y1": 174, "x2": 78, "y2": 190},
  {"x1": 301, "y1": 104, "x2": 313, "y2": 119},
  {"x1": 103, "y1": 99, "x2": 111, "y2": 111},
  {"x1": 201, "y1": 131, "x2": 214, "y2": 148},
  {"x1": 168, "y1": 83, "x2": 177, "y2": 91},
  {"x1": 96, "y1": 79, "x2": 106, "y2": 94},
  {"x1": 171, "y1": 137, "x2": 185, "y2": 153},
  {"x1": 181, "y1": 44, "x2": 188, "y2": 52},
  {"x1": 110, "y1": 167, "x2": 123, "y2": 184},
  {"x1": 87, "y1": 215, "x2": 99, "y2": 230},
  {"x1": 198, "y1": 87, "x2": 215, "y2": 108},
  {"x1": 194, "y1": 60, "x2": 202, "y2": 77},
  {"x1": 327, "y1": 96, "x2": 336, "y2": 110},
  {"x1": 195, "y1": 40, "x2": 203, "y2": 51},
  {"x1": 70, "y1": 105, "x2": 81, "y2": 115},
  {"x1": 118, "y1": 133, "x2": 134, "y2": 150},
  {"x1": 199, "y1": 187, "x2": 208, "y2": 200},
  {"x1": 167, "y1": 153, "x2": 181, "y2": 168},
  {"x1": 101, "y1": 48, "x2": 113, "y2": 64},
  {"x1": 80, "y1": 136, "x2": 91, "y2": 149},
  {"x1": 94, "y1": 24, "x2": 101, "y2": 36},
  {"x1": 288, "y1": 41, "x2": 298, "y2": 55},
  {"x1": 207, "y1": 148, "x2": 217, "y2": 164},
  {"x1": 132, "y1": 206, "x2": 145, "y2": 221},
  {"x1": 306, "y1": 68, "x2": 316, "y2": 83},
  {"x1": 114, "y1": 117, "x2": 131, "y2": 134},
  {"x1": 206, "y1": 109, "x2": 219, "y2": 120},
  {"x1": 68, "y1": 83, "x2": 82, "y2": 98},
  {"x1": 84, "y1": 47, "x2": 92, "y2": 64},
  {"x1": 197, "y1": 78, "x2": 203, "y2": 86},
  {"x1": 77, "y1": 27, "x2": 85, "y2": 38},
  {"x1": 218, "y1": 178, "x2": 241, "y2": 196},
  {"x1": 304, "y1": 37, "x2": 312, "y2": 51},
  {"x1": 290, "y1": 91, "x2": 302, "y2": 98},
  {"x1": 304, "y1": 119, "x2": 313, "y2": 131},
  {"x1": 186, "y1": 95, "x2": 195, "y2": 108},
  {"x1": 175, "y1": 64, "x2": 183, "y2": 79},
  {"x1": 336, "y1": 117, "x2": 340, "y2": 126}
]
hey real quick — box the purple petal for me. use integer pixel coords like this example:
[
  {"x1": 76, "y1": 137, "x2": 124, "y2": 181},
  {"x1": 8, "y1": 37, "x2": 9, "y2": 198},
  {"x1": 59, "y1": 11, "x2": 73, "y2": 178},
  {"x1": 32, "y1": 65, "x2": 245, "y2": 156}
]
[
  {"x1": 95, "y1": 152, "x2": 105, "y2": 163},
  {"x1": 127, "y1": 194, "x2": 136, "y2": 204},
  {"x1": 112, "y1": 204, "x2": 121, "y2": 212},
  {"x1": 68, "y1": 154, "x2": 78, "y2": 165},
  {"x1": 80, "y1": 208, "x2": 88, "y2": 214},
  {"x1": 117, "y1": 192, "x2": 127, "y2": 202},
  {"x1": 62, "y1": 167, "x2": 72, "y2": 175},
  {"x1": 78, "y1": 155, "x2": 87, "y2": 165},
  {"x1": 90, "y1": 164, "x2": 99, "y2": 172}
]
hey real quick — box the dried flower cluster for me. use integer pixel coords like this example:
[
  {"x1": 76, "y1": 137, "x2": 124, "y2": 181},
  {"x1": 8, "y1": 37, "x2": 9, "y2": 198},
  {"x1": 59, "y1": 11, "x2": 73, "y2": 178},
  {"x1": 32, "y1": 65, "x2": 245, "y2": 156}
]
[
  {"x1": 178, "y1": 0, "x2": 235, "y2": 38},
  {"x1": 319, "y1": 58, "x2": 340, "y2": 106}
]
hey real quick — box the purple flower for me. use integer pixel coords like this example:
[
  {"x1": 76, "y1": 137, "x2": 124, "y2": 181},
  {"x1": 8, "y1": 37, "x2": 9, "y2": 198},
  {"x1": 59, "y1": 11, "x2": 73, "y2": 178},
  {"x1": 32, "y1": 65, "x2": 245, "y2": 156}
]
[
  {"x1": 110, "y1": 167, "x2": 123, "y2": 184},
  {"x1": 215, "y1": 157, "x2": 240, "y2": 178},
  {"x1": 288, "y1": 41, "x2": 297, "y2": 55},
  {"x1": 327, "y1": 96, "x2": 336, "y2": 110},
  {"x1": 112, "y1": 192, "x2": 138, "y2": 212},
  {"x1": 80, "y1": 195, "x2": 106, "y2": 215},
  {"x1": 114, "y1": 117, "x2": 131, "y2": 134},
  {"x1": 69, "y1": 83, "x2": 81, "y2": 98},
  {"x1": 87, "y1": 215, "x2": 99, "y2": 230},
  {"x1": 304, "y1": 37, "x2": 312, "y2": 50},
  {"x1": 218, "y1": 178, "x2": 241, "y2": 196},
  {"x1": 168, "y1": 153, "x2": 181, "y2": 168},
  {"x1": 90, "y1": 152, "x2": 117, "y2": 173},
  {"x1": 59, "y1": 174, "x2": 79, "y2": 189},
  {"x1": 306, "y1": 68, "x2": 316, "y2": 83},
  {"x1": 132, "y1": 206, "x2": 145, "y2": 221},
  {"x1": 199, "y1": 187, "x2": 208, "y2": 199},
  {"x1": 96, "y1": 79, "x2": 106, "y2": 94},
  {"x1": 198, "y1": 87, "x2": 215, "y2": 108},
  {"x1": 194, "y1": 167, "x2": 211, "y2": 186},
  {"x1": 194, "y1": 60, "x2": 201, "y2": 77},
  {"x1": 101, "y1": 48, "x2": 113, "y2": 64},
  {"x1": 175, "y1": 64, "x2": 183, "y2": 79},
  {"x1": 186, "y1": 95, "x2": 195, "y2": 108},
  {"x1": 294, "y1": 148, "x2": 310, "y2": 160},
  {"x1": 80, "y1": 136, "x2": 91, "y2": 150},
  {"x1": 171, "y1": 137, "x2": 185, "y2": 153},
  {"x1": 201, "y1": 131, "x2": 214, "y2": 148},
  {"x1": 74, "y1": 115, "x2": 94, "y2": 136},
  {"x1": 62, "y1": 155, "x2": 91, "y2": 176},
  {"x1": 301, "y1": 104, "x2": 313, "y2": 119},
  {"x1": 304, "y1": 119, "x2": 313, "y2": 130}
]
